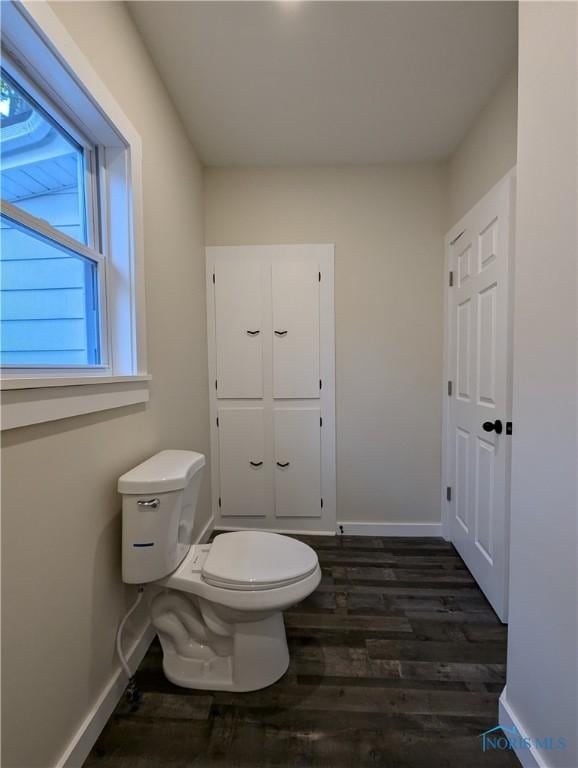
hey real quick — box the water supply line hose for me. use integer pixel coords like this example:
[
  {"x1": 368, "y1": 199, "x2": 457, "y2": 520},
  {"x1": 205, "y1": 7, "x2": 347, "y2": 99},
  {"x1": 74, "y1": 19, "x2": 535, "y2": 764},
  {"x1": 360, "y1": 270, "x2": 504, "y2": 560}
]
[{"x1": 116, "y1": 585, "x2": 145, "y2": 706}]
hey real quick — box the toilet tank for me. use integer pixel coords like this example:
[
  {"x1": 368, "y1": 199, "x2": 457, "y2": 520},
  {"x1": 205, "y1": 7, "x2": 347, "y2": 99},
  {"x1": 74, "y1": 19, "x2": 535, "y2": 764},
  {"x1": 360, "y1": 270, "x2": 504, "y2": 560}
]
[{"x1": 118, "y1": 450, "x2": 205, "y2": 584}]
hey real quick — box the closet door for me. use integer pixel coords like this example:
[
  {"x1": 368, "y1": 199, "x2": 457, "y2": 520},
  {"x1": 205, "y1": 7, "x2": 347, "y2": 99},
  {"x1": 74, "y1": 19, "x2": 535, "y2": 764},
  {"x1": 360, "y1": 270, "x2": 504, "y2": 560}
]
[
  {"x1": 214, "y1": 258, "x2": 263, "y2": 398},
  {"x1": 218, "y1": 408, "x2": 267, "y2": 517},
  {"x1": 274, "y1": 408, "x2": 321, "y2": 518},
  {"x1": 272, "y1": 259, "x2": 320, "y2": 398}
]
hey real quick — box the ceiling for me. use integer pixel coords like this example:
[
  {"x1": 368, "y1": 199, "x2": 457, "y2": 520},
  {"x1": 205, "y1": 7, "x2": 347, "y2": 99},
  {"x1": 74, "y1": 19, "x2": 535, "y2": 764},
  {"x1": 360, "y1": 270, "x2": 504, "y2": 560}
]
[{"x1": 128, "y1": 1, "x2": 517, "y2": 167}]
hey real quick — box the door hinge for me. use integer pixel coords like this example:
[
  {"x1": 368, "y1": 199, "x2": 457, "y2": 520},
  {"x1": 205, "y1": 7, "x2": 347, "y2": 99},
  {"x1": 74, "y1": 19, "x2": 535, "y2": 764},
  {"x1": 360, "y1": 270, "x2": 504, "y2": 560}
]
[
  {"x1": 318, "y1": 271, "x2": 321, "y2": 282},
  {"x1": 320, "y1": 416, "x2": 323, "y2": 427},
  {"x1": 321, "y1": 498, "x2": 324, "y2": 508},
  {"x1": 450, "y1": 229, "x2": 466, "y2": 246},
  {"x1": 449, "y1": 271, "x2": 454, "y2": 287},
  {"x1": 319, "y1": 379, "x2": 322, "y2": 390},
  {"x1": 446, "y1": 486, "x2": 452, "y2": 502},
  {"x1": 215, "y1": 379, "x2": 218, "y2": 390},
  {"x1": 506, "y1": 421, "x2": 513, "y2": 436},
  {"x1": 447, "y1": 380, "x2": 453, "y2": 397},
  {"x1": 216, "y1": 417, "x2": 219, "y2": 427},
  {"x1": 212, "y1": 273, "x2": 215, "y2": 284},
  {"x1": 218, "y1": 497, "x2": 222, "y2": 508}
]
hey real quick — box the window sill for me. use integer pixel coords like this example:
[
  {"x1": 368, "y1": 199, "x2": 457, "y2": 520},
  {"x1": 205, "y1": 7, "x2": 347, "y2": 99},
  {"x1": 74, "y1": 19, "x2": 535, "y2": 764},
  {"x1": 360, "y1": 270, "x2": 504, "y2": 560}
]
[{"x1": 1, "y1": 375, "x2": 151, "y2": 430}]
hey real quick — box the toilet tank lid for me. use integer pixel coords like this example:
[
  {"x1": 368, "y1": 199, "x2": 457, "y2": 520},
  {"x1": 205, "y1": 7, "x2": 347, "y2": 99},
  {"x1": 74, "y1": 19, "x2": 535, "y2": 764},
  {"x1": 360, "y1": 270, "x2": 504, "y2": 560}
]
[{"x1": 118, "y1": 450, "x2": 205, "y2": 494}]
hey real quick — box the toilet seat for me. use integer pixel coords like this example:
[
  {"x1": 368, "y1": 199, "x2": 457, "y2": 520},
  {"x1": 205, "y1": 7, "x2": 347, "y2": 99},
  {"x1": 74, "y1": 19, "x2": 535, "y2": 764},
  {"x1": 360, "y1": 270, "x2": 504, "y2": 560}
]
[
  {"x1": 160, "y1": 531, "x2": 321, "y2": 613},
  {"x1": 201, "y1": 530, "x2": 318, "y2": 591}
]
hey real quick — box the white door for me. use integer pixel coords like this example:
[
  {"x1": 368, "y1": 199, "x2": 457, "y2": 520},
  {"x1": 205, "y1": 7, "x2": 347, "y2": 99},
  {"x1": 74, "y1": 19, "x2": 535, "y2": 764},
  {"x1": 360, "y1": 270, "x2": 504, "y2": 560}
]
[
  {"x1": 446, "y1": 174, "x2": 514, "y2": 621},
  {"x1": 214, "y1": 256, "x2": 264, "y2": 398},
  {"x1": 272, "y1": 258, "x2": 320, "y2": 398},
  {"x1": 218, "y1": 408, "x2": 267, "y2": 517},
  {"x1": 274, "y1": 408, "x2": 322, "y2": 518}
]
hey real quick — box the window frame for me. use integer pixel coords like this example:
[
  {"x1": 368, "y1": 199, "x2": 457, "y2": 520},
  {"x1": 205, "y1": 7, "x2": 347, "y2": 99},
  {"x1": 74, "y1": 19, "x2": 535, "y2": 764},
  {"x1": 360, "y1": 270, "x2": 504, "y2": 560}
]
[{"x1": 1, "y1": 0, "x2": 150, "y2": 429}]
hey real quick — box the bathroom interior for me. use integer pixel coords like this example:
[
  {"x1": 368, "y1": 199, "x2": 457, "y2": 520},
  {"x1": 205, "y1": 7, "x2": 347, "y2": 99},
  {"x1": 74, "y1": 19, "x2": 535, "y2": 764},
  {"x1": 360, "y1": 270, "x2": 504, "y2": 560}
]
[{"x1": 1, "y1": 2, "x2": 577, "y2": 768}]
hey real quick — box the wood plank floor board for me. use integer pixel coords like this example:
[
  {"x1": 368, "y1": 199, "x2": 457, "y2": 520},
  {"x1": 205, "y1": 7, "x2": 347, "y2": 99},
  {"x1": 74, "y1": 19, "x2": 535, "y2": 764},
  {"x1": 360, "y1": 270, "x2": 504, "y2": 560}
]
[
  {"x1": 210, "y1": 684, "x2": 501, "y2": 717},
  {"x1": 211, "y1": 705, "x2": 503, "y2": 738},
  {"x1": 85, "y1": 535, "x2": 517, "y2": 768},
  {"x1": 285, "y1": 612, "x2": 413, "y2": 633},
  {"x1": 294, "y1": 674, "x2": 472, "y2": 692},
  {"x1": 403, "y1": 610, "x2": 502, "y2": 625},
  {"x1": 366, "y1": 639, "x2": 507, "y2": 664},
  {"x1": 315, "y1": 583, "x2": 483, "y2": 597}
]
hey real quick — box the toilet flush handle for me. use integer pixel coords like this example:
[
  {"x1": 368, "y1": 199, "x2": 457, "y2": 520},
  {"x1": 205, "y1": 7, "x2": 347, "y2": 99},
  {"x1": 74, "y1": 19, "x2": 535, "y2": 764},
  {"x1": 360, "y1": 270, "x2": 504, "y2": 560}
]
[{"x1": 137, "y1": 498, "x2": 160, "y2": 509}]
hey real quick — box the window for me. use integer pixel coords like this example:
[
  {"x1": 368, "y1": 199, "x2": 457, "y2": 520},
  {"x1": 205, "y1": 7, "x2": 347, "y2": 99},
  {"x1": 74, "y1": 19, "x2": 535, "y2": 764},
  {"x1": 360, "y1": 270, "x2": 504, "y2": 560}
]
[
  {"x1": 1, "y1": 1, "x2": 148, "y2": 429},
  {"x1": 1, "y1": 68, "x2": 104, "y2": 368},
  {"x1": 1, "y1": 70, "x2": 89, "y2": 242},
  {"x1": 0, "y1": 215, "x2": 101, "y2": 365}
]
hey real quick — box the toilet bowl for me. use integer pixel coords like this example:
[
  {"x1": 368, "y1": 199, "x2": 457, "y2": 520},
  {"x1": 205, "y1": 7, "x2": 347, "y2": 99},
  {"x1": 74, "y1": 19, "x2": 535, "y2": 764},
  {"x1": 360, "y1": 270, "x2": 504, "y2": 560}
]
[
  {"x1": 119, "y1": 451, "x2": 321, "y2": 692},
  {"x1": 152, "y1": 531, "x2": 321, "y2": 691}
]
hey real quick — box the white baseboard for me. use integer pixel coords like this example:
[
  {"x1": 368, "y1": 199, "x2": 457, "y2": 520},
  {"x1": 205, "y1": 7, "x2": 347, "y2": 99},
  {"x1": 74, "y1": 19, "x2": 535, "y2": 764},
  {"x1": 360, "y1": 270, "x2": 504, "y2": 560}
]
[
  {"x1": 337, "y1": 522, "x2": 443, "y2": 537},
  {"x1": 55, "y1": 621, "x2": 155, "y2": 768},
  {"x1": 55, "y1": 518, "x2": 214, "y2": 768},
  {"x1": 499, "y1": 688, "x2": 549, "y2": 768},
  {"x1": 215, "y1": 525, "x2": 335, "y2": 536}
]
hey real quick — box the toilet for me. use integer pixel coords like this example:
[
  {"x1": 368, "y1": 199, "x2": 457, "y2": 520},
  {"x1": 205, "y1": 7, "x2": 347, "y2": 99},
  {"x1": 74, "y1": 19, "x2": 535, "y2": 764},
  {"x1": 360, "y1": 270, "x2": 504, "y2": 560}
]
[{"x1": 118, "y1": 450, "x2": 321, "y2": 692}]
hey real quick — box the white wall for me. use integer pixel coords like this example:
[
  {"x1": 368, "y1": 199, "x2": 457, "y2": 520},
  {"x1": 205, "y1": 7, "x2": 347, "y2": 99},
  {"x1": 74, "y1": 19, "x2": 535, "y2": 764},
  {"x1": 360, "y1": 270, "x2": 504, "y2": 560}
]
[
  {"x1": 447, "y1": 68, "x2": 518, "y2": 228},
  {"x1": 1, "y1": 4, "x2": 210, "y2": 767},
  {"x1": 501, "y1": 2, "x2": 578, "y2": 766},
  {"x1": 205, "y1": 165, "x2": 447, "y2": 527}
]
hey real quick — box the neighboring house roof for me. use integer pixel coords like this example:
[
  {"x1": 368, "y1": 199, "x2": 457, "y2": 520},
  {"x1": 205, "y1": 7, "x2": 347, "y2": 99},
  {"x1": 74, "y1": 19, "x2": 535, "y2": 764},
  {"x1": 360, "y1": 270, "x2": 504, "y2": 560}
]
[{"x1": 1, "y1": 155, "x2": 78, "y2": 202}]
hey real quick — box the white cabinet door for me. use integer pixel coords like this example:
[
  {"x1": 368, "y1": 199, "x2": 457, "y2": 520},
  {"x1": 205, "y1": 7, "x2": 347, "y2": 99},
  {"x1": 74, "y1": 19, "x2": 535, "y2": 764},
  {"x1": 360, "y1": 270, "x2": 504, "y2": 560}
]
[
  {"x1": 274, "y1": 408, "x2": 321, "y2": 518},
  {"x1": 215, "y1": 257, "x2": 263, "y2": 398},
  {"x1": 218, "y1": 408, "x2": 267, "y2": 517},
  {"x1": 272, "y1": 258, "x2": 320, "y2": 398}
]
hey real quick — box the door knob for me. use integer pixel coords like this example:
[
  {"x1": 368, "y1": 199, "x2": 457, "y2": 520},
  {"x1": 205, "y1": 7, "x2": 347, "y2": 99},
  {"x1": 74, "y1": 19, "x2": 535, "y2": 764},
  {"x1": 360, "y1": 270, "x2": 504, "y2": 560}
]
[
  {"x1": 274, "y1": 330, "x2": 288, "y2": 336},
  {"x1": 276, "y1": 461, "x2": 290, "y2": 468},
  {"x1": 482, "y1": 420, "x2": 503, "y2": 435}
]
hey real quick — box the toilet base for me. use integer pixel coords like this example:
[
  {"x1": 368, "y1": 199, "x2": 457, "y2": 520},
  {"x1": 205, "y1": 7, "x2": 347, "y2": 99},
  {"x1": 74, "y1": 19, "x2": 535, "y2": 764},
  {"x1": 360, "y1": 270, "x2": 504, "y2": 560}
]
[{"x1": 158, "y1": 610, "x2": 290, "y2": 692}]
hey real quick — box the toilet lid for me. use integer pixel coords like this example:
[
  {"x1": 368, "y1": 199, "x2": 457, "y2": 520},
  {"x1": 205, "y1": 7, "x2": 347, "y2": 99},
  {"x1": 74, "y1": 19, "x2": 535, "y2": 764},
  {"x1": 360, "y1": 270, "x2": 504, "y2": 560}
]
[{"x1": 202, "y1": 531, "x2": 318, "y2": 590}]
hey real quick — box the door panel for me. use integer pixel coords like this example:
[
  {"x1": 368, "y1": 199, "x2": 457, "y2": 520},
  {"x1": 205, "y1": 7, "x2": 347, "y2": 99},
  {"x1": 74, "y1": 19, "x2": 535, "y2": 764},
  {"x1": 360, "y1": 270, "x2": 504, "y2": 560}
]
[
  {"x1": 218, "y1": 408, "x2": 267, "y2": 517},
  {"x1": 214, "y1": 258, "x2": 263, "y2": 398},
  {"x1": 477, "y1": 284, "x2": 497, "y2": 405},
  {"x1": 457, "y1": 243, "x2": 473, "y2": 286},
  {"x1": 475, "y1": 437, "x2": 495, "y2": 563},
  {"x1": 447, "y1": 175, "x2": 513, "y2": 621},
  {"x1": 479, "y1": 217, "x2": 498, "y2": 271},
  {"x1": 456, "y1": 299, "x2": 472, "y2": 400},
  {"x1": 455, "y1": 427, "x2": 470, "y2": 533},
  {"x1": 272, "y1": 259, "x2": 320, "y2": 398},
  {"x1": 274, "y1": 408, "x2": 321, "y2": 518}
]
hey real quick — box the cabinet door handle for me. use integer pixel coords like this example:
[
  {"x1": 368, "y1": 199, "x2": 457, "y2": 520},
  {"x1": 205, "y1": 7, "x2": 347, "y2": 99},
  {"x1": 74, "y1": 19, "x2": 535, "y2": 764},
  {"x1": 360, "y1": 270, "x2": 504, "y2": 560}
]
[
  {"x1": 249, "y1": 461, "x2": 263, "y2": 467},
  {"x1": 246, "y1": 330, "x2": 260, "y2": 336},
  {"x1": 274, "y1": 330, "x2": 288, "y2": 336},
  {"x1": 276, "y1": 461, "x2": 290, "y2": 468}
]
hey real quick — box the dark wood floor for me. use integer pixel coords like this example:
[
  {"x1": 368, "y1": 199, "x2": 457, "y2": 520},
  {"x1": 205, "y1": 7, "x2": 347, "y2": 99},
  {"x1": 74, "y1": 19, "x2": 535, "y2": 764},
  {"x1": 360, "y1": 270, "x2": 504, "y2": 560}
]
[{"x1": 86, "y1": 536, "x2": 518, "y2": 768}]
